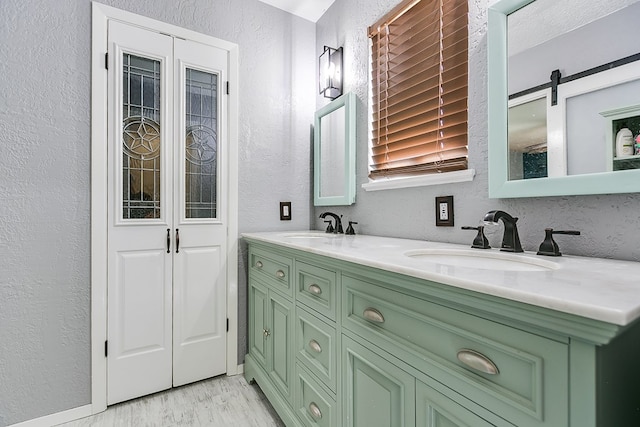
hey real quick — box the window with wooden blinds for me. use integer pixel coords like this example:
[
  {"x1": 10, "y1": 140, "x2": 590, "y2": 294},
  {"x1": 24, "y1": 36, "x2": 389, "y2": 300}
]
[{"x1": 369, "y1": 0, "x2": 468, "y2": 178}]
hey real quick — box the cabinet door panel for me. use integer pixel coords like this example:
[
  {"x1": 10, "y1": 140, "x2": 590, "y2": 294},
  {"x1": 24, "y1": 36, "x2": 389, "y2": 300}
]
[
  {"x1": 417, "y1": 380, "x2": 499, "y2": 427},
  {"x1": 343, "y1": 335, "x2": 415, "y2": 427},
  {"x1": 269, "y1": 290, "x2": 294, "y2": 402},
  {"x1": 248, "y1": 280, "x2": 269, "y2": 368}
]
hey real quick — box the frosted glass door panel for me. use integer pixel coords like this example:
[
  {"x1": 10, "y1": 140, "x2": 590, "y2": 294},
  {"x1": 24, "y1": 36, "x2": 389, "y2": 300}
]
[
  {"x1": 122, "y1": 54, "x2": 161, "y2": 220},
  {"x1": 185, "y1": 68, "x2": 218, "y2": 219}
]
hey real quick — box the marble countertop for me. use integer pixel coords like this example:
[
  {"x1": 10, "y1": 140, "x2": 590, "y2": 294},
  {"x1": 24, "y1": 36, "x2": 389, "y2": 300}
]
[{"x1": 242, "y1": 231, "x2": 640, "y2": 326}]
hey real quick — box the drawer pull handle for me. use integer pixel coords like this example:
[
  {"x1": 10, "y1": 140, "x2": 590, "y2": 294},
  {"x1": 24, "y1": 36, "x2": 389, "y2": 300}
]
[
  {"x1": 255, "y1": 261, "x2": 263, "y2": 269},
  {"x1": 308, "y1": 402, "x2": 322, "y2": 420},
  {"x1": 263, "y1": 328, "x2": 271, "y2": 337},
  {"x1": 363, "y1": 307, "x2": 385, "y2": 324},
  {"x1": 275, "y1": 269, "x2": 286, "y2": 279},
  {"x1": 308, "y1": 339, "x2": 322, "y2": 353},
  {"x1": 457, "y1": 349, "x2": 499, "y2": 375},
  {"x1": 308, "y1": 284, "x2": 323, "y2": 295}
]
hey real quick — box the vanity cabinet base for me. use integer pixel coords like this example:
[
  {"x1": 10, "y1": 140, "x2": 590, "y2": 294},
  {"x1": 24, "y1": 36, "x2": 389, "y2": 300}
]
[{"x1": 244, "y1": 239, "x2": 640, "y2": 427}]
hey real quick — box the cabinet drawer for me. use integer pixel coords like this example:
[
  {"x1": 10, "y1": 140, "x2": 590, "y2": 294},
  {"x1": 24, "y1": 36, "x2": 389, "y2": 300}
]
[
  {"x1": 249, "y1": 246, "x2": 293, "y2": 296},
  {"x1": 295, "y1": 364, "x2": 337, "y2": 427},
  {"x1": 296, "y1": 306, "x2": 337, "y2": 392},
  {"x1": 343, "y1": 275, "x2": 568, "y2": 427},
  {"x1": 296, "y1": 261, "x2": 337, "y2": 320}
]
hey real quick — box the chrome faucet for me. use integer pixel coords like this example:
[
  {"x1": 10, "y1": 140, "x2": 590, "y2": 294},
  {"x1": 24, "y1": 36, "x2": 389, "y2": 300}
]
[
  {"x1": 319, "y1": 212, "x2": 343, "y2": 234},
  {"x1": 483, "y1": 210, "x2": 523, "y2": 252}
]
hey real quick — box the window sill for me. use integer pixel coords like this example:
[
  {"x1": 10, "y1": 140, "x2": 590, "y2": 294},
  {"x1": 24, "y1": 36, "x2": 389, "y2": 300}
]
[{"x1": 362, "y1": 169, "x2": 476, "y2": 192}]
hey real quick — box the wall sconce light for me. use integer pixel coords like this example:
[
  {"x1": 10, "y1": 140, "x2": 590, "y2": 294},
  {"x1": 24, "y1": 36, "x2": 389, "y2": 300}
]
[{"x1": 319, "y1": 45, "x2": 343, "y2": 100}]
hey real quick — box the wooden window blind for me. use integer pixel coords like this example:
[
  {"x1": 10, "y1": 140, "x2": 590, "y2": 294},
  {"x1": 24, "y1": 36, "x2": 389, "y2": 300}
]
[{"x1": 369, "y1": 0, "x2": 468, "y2": 178}]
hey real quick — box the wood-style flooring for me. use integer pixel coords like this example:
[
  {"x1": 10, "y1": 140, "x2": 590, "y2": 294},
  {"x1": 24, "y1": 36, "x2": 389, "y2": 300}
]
[{"x1": 57, "y1": 375, "x2": 285, "y2": 427}]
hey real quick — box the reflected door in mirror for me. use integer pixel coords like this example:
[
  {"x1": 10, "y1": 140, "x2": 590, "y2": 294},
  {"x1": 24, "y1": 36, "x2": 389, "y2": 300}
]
[{"x1": 488, "y1": 0, "x2": 640, "y2": 197}]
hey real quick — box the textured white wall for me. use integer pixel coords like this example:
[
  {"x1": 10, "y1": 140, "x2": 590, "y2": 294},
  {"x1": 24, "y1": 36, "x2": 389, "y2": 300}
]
[
  {"x1": 0, "y1": 0, "x2": 314, "y2": 425},
  {"x1": 314, "y1": 0, "x2": 640, "y2": 262}
]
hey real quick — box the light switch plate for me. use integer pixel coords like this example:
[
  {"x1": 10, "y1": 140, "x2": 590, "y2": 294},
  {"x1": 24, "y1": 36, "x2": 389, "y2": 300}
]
[
  {"x1": 280, "y1": 201, "x2": 291, "y2": 220},
  {"x1": 435, "y1": 196, "x2": 454, "y2": 226}
]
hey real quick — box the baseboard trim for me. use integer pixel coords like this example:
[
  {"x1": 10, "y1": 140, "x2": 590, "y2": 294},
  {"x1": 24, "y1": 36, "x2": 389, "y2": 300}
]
[{"x1": 8, "y1": 404, "x2": 92, "y2": 427}]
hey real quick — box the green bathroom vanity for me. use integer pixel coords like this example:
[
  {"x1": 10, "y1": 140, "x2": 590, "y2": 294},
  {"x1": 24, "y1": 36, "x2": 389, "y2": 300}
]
[{"x1": 243, "y1": 232, "x2": 640, "y2": 427}]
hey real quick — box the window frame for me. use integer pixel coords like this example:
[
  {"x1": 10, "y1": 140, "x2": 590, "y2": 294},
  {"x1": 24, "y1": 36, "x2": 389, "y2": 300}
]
[{"x1": 365, "y1": 0, "x2": 474, "y2": 190}]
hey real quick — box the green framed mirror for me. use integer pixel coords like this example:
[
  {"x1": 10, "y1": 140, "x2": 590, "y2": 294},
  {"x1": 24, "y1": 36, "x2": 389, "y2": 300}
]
[
  {"x1": 488, "y1": 0, "x2": 640, "y2": 198},
  {"x1": 314, "y1": 92, "x2": 356, "y2": 206}
]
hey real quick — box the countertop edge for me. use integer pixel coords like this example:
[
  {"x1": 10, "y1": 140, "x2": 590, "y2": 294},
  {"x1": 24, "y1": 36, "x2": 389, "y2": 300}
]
[{"x1": 242, "y1": 232, "x2": 640, "y2": 327}]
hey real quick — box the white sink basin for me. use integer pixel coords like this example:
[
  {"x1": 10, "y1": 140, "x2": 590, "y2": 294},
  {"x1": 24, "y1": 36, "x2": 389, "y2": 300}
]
[
  {"x1": 404, "y1": 248, "x2": 559, "y2": 272},
  {"x1": 282, "y1": 232, "x2": 340, "y2": 239}
]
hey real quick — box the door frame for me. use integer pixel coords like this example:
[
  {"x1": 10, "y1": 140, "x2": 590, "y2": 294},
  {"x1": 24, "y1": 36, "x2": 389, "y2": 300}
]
[{"x1": 90, "y1": 2, "x2": 239, "y2": 414}]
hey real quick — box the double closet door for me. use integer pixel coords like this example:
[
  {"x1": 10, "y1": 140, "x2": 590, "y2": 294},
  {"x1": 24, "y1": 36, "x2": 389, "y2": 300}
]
[{"x1": 106, "y1": 20, "x2": 229, "y2": 405}]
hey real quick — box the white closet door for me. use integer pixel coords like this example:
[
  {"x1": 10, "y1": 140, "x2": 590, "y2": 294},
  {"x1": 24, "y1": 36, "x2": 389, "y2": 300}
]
[
  {"x1": 172, "y1": 38, "x2": 228, "y2": 386},
  {"x1": 106, "y1": 20, "x2": 174, "y2": 405},
  {"x1": 106, "y1": 21, "x2": 230, "y2": 405}
]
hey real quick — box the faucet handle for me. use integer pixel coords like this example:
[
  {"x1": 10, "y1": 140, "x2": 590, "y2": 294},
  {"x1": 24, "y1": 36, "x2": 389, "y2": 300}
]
[
  {"x1": 336, "y1": 215, "x2": 344, "y2": 234},
  {"x1": 324, "y1": 220, "x2": 334, "y2": 233},
  {"x1": 462, "y1": 226, "x2": 491, "y2": 249},
  {"x1": 345, "y1": 221, "x2": 358, "y2": 235},
  {"x1": 537, "y1": 228, "x2": 580, "y2": 256}
]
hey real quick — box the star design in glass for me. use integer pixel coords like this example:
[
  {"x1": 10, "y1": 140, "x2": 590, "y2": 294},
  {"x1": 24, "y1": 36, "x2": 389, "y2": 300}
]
[
  {"x1": 124, "y1": 118, "x2": 160, "y2": 158},
  {"x1": 186, "y1": 127, "x2": 216, "y2": 164}
]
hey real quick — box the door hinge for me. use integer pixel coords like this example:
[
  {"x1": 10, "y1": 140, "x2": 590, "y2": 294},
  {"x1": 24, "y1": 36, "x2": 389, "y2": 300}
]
[
  {"x1": 104, "y1": 340, "x2": 108, "y2": 357},
  {"x1": 226, "y1": 81, "x2": 230, "y2": 95},
  {"x1": 226, "y1": 318, "x2": 229, "y2": 332},
  {"x1": 105, "y1": 53, "x2": 108, "y2": 70}
]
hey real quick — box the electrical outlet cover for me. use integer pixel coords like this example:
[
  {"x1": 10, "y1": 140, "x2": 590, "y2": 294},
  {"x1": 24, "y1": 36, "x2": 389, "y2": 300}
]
[{"x1": 435, "y1": 196, "x2": 454, "y2": 226}]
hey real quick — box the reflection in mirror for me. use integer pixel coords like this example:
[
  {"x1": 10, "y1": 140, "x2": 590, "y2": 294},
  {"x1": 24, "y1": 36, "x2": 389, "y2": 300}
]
[
  {"x1": 600, "y1": 103, "x2": 640, "y2": 172},
  {"x1": 508, "y1": 0, "x2": 639, "y2": 94},
  {"x1": 488, "y1": 0, "x2": 640, "y2": 197},
  {"x1": 319, "y1": 107, "x2": 345, "y2": 197},
  {"x1": 508, "y1": 96, "x2": 547, "y2": 180},
  {"x1": 568, "y1": 77, "x2": 640, "y2": 174},
  {"x1": 507, "y1": 0, "x2": 640, "y2": 179},
  {"x1": 314, "y1": 92, "x2": 356, "y2": 206}
]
